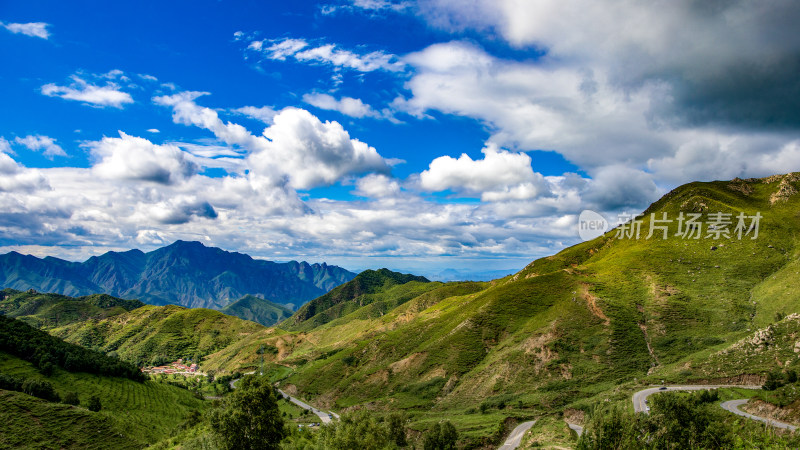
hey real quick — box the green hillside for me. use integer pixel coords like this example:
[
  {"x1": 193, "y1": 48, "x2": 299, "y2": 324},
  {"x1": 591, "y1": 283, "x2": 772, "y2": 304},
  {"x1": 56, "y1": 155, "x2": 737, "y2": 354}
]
[
  {"x1": 0, "y1": 288, "x2": 144, "y2": 328},
  {"x1": 199, "y1": 173, "x2": 800, "y2": 445},
  {"x1": 284, "y1": 268, "x2": 433, "y2": 331},
  {"x1": 0, "y1": 390, "x2": 139, "y2": 450},
  {"x1": 7, "y1": 173, "x2": 800, "y2": 447},
  {"x1": 0, "y1": 316, "x2": 205, "y2": 447},
  {"x1": 221, "y1": 294, "x2": 293, "y2": 326},
  {"x1": 0, "y1": 352, "x2": 206, "y2": 447},
  {"x1": 50, "y1": 304, "x2": 265, "y2": 366}
]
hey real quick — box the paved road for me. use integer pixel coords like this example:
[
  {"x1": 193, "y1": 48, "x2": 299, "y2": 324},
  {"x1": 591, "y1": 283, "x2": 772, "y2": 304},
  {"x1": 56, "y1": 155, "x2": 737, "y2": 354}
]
[
  {"x1": 632, "y1": 385, "x2": 761, "y2": 413},
  {"x1": 721, "y1": 399, "x2": 798, "y2": 431},
  {"x1": 498, "y1": 420, "x2": 536, "y2": 450},
  {"x1": 278, "y1": 389, "x2": 337, "y2": 424},
  {"x1": 227, "y1": 375, "x2": 337, "y2": 424},
  {"x1": 567, "y1": 422, "x2": 583, "y2": 437}
]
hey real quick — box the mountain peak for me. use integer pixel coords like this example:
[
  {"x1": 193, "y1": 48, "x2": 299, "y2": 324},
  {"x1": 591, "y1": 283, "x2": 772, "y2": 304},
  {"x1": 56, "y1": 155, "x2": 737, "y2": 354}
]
[
  {"x1": 165, "y1": 240, "x2": 207, "y2": 250},
  {"x1": 286, "y1": 268, "x2": 431, "y2": 330},
  {"x1": 0, "y1": 242, "x2": 356, "y2": 310}
]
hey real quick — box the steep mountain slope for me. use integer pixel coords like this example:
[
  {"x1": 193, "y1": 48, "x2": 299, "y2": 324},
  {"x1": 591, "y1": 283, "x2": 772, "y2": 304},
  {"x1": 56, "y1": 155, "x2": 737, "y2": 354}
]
[
  {"x1": 0, "y1": 240, "x2": 356, "y2": 309},
  {"x1": 202, "y1": 173, "x2": 800, "y2": 443},
  {"x1": 285, "y1": 268, "x2": 432, "y2": 331},
  {"x1": 0, "y1": 315, "x2": 205, "y2": 447},
  {"x1": 221, "y1": 295, "x2": 294, "y2": 326},
  {"x1": 0, "y1": 288, "x2": 144, "y2": 328},
  {"x1": 0, "y1": 352, "x2": 205, "y2": 447}
]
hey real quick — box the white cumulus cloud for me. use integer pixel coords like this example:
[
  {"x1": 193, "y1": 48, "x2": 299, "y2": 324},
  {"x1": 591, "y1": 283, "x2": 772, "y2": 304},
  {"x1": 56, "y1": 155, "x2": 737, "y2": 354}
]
[
  {"x1": 255, "y1": 107, "x2": 391, "y2": 189},
  {"x1": 354, "y1": 174, "x2": 401, "y2": 198},
  {"x1": 420, "y1": 144, "x2": 551, "y2": 201},
  {"x1": 42, "y1": 74, "x2": 134, "y2": 108},
  {"x1": 88, "y1": 132, "x2": 199, "y2": 185},
  {"x1": 0, "y1": 145, "x2": 49, "y2": 192},
  {"x1": 154, "y1": 92, "x2": 392, "y2": 190}
]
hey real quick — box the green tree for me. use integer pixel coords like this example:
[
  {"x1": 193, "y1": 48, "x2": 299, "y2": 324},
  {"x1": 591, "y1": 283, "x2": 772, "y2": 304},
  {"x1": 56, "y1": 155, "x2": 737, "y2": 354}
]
[
  {"x1": 423, "y1": 421, "x2": 458, "y2": 450},
  {"x1": 316, "y1": 411, "x2": 391, "y2": 450},
  {"x1": 387, "y1": 413, "x2": 407, "y2": 447},
  {"x1": 21, "y1": 378, "x2": 60, "y2": 402},
  {"x1": 62, "y1": 391, "x2": 80, "y2": 406},
  {"x1": 763, "y1": 371, "x2": 783, "y2": 391},
  {"x1": 577, "y1": 406, "x2": 641, "y2": 450},
  {"x1": 577, "y1": 392, "x2": 735, "y2": 450},
  {"x1": 87, "y1": 395, "x2": 102, "y2": 412},
  {"x1": 440, "y1": 421, "x2": 458, "y2": 449},
  {"x1": 209, "y1": 376, "x2": 286, "y2": 450}
]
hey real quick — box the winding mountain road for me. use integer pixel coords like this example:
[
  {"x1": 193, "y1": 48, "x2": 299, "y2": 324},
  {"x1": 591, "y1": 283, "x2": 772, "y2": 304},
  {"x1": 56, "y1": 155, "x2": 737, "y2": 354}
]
[
  {"x1": 721, "y1": 399, "x2": 797, "y2": 431},
  {"x1": 278, "y1": 389, "x2": 338, "y2": 424},
  {"x1": 227, "y1": 375, "x2": 339, "y2": 424},
  {"x1": 632, "y1": 385, "x2": 761, "y2": 413},
  {"x1": 498, "y1": 421, "x2": 536, "y2": 450},
  {"x1": 633, "y1": 384, "x2": 799, "y2": 432}
]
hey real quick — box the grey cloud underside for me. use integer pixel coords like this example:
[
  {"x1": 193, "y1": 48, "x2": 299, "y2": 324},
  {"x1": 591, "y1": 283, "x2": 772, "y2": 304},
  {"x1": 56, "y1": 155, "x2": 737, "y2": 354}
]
[{"x1": 664, "y1": 57, "x2": 800, "y2": 129}]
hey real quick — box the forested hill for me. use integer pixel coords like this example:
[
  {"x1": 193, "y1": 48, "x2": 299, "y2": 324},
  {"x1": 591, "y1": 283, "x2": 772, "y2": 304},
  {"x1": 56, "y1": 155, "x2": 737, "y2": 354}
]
[
  {"x1": 0, "y1": 240, "x2": 356, "y2": 310},
  {"x1": 0, "y1": 314, "x2": 144, "y2": 382}
]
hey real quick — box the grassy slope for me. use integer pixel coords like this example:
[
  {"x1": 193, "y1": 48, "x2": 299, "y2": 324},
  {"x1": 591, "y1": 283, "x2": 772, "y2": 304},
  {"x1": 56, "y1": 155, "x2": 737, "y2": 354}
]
[
  {"x1": 284, "y1": 269, "x2": 432, "y2": 332},
  {"x1": 50, "y1": 304, "x2": 265, "y2": 366},
  {"x1": 0, "y1": 289, "x2": 269, "y2": 368},
  {"x1": 221, "y1": 294, "x2": 294, "y2": 327},
  {"x1": 0, "y1": 351, "x2": 206, "y2": 447},
  {"x1": 200, "y1": 174, "x2": 800, "y2": 443},
  {"x1": 0, "y1": 289, "x2": 144, "y2": 328},
  {"x1": 0, "y1": 390, "x2": 140, "y2": 450}
]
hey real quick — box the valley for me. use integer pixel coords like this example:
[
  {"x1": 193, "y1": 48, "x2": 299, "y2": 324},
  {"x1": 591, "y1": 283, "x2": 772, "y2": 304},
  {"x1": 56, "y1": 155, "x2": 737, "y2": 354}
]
[{"x1": 3, "y1": 174, "x2": 800, "y2": 448}]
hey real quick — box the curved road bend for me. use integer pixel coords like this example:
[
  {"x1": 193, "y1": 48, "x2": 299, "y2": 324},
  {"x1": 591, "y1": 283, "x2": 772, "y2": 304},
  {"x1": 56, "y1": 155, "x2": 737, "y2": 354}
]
[
  {"x1": 277, "y1": 389, "x2": 338, "y2": 424},
  {"x1": 721, "y1": 399, "x2": 798, "y2": 431},
  {"x1": 498, "y1": 420, "x2": 536, "y2": 450},
  {"x1": 567, "y1": 422, "x2": 584, "y2": 437},
  {"x1": 632, "y1": 385, "x2": 761, "y2": 413},
  {"x1": 227, "y1": 376, "x2": 338, "y2": 424}
]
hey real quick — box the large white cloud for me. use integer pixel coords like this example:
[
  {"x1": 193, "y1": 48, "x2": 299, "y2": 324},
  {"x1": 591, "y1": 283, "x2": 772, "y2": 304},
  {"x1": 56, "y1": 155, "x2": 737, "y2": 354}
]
[
  {"x1": 257, "y1": 107, "x2": 391, "y2": 189},
  {"x1": 399, "y1": 41, "x2": 672, "y2": 169},
  {"x1": 0, "y1": 145, "x2": 49, "y2": 193},
  {"x1": 154, "y1": 92, "x2": 391, "y2": 190},
  {"x1": 88, "y1": 132, "x2": 199, "y2": 184},
  {"x1": 420, "y1": 144, "x2": 551, "y2": 201}
]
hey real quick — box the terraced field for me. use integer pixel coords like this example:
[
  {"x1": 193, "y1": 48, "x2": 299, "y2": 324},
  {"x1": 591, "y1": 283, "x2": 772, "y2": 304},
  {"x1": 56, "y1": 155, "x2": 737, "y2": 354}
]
[{"x1": 0, "y1": 351, "x2": 206, "y2": 445}]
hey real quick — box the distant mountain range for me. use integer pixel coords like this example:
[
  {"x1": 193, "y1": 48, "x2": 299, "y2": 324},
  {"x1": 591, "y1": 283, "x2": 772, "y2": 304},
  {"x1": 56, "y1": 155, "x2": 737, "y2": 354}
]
[
  {"x1": 0, "y1": 240, "x2": 356, "y2": 310},
  {"x1": 427, "y1": 268, "x2": 519, "y2": 282}
]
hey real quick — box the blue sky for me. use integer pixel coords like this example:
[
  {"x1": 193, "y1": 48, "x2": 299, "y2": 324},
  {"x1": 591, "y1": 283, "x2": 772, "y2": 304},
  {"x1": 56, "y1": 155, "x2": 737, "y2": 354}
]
[{"x1": 2, "y1": 0, "x2": 800, "y2": 278}]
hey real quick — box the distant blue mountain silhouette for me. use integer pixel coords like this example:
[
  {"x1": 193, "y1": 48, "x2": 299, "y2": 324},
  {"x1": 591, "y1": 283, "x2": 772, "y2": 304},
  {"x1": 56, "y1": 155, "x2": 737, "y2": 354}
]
[{"x1": 0, "y1": 240, "x2": 355, "y2": 310}]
